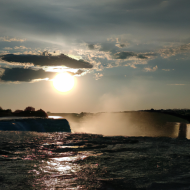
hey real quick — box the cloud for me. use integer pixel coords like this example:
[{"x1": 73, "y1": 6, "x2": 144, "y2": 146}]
[
  {"x1": 159, "y1": 43, "x2": 190, "y2": 58},
  {"x1": 87, "y1": 43, "x2": 102, "y2": 51},
  {"x1": 112, "y1": 51, "x2": 157, "y2": 60},
  {"x1": 3, "y1": 47, "x2": 12, "y2": 50},
  {"x1": 72, "y1": 44, "x2": 156, "y2": 71},
  {"x1": 113, "y1": 52, "x2": 136, "y2": 59},
  {"x1": 67, "y1": 69, "x2": 87, "y2": 76},
  {"x1": 144, "y1": 65, "x2": 158, "y2": 72},
  {"x1": 0, "y1": 68, "x2": 4, "y2": 76},
  {"x1": 0, "y1": 67, "x2": 56, "y2": 82},
  {"x1": 81, "y1": 40, "x2": 189, "y2": 74},
  {"x1": 115, "y1": 43, "x2": 128, "y2": 48},
  {"x1": 94, "y1": 73, "x2": 103, "y2": 80},
  {"x1": 162, "y1": 69, "x2": 171, "y2": 71},
  {"x1": 137, "y1": 54, "x2": 148, "y2": 59},
  {"x1": 0, "y1": 51, "x2": 9, "y2": 55},
  {"x1": 1, "y1": 53, "x2": 93, "y2": 69},
  {"x1": 0, "y1": 36, "x2": 26, "y2": 42},
  {"x1": 88, "y1": 44, "x2": 95, "y2": 50},
  {"x1": 14, "y1": 46, "x2": 29, "y2": 50}
]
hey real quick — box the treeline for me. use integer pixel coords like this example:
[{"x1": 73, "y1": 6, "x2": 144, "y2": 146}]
[
  {"x1": 141, "y1": 109, "x2": 190, "y2": 122},
  {"x1": 0, "y1": 106, "x2": 47, "y2": 118}
]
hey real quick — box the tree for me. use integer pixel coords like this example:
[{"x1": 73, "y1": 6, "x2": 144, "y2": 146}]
[{"x1": 24, "y1": 106, "x2": 35, "y2": 112}]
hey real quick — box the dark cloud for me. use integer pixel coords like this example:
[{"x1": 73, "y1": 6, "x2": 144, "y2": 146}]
[
  {"x1": 116, "y1": 44, "x2": 127, "y2": 48},
  {"x1": 119, "y1": 44, "x2": 126, "y2": 48},
  {"x1": 144, "y1": 53, "x2": 158, "y2": 56},
  {"x1": 67, "y1": 69, "x2": 85, "y2": 76},
  {"x1": 75, "y1": 69, "x2": 85, "y2": 75},
  {"x1": 112, "y1": 51, "x2": 158, "y2": 60},
  {"x1": 137, "y1": 53, "x2": 157, "y2": 59},
  {"x1": 137, "y1": 54, "x2": 148, "y2": 59},
  {"x1": 0, "y1": 68, "x2": 56, "y2": 82},
  {"x1": 113, "y1": 52, "x2": 137, "y2": 59},
  {"x1": 88, "y1": 44, "x2": 95, "y2": 50},
  {"x1": 2, "y1": 54, "x2": 93, "y2": 68}
]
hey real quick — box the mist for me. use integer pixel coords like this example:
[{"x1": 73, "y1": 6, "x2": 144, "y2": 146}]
[{"x1": 66, "y1": 112, "x2": 181, "y2": 138}]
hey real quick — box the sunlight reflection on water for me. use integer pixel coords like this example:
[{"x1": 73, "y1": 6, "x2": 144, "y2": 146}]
[
  {"x1": 35, "y1": 154, "x2": 88, "y2": 189},
  {"x1": 48, "y1": 116, "x2": 63, "y2": 119},
  {"x1": 51, "y1": 155, "x2": 87, "y2": 162}
]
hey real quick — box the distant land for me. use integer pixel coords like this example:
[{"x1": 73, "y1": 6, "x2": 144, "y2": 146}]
[
  {"x1": 47, "y1": 108, "x2": 190, "y2": 123},
  {"x1": 1, "y1": 106, "x2": 190, "y2": 122},
  {"x1": 0, "y1": 106, "x2": 47, "y2": 118},
  {"x1": 1, "y1": 105, "x2": 190, "y2": 121}
]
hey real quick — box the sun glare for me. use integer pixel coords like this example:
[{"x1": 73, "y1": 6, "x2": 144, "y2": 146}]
[{"x1": 53, "y1": 72, "x2": 75, "y2": 92}]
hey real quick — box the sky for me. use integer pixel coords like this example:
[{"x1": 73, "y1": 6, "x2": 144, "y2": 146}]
[{"x1": 0, "y1": 0, "x2": 190, "y2": 113}]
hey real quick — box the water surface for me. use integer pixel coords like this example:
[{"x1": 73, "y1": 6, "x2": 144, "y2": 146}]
[{"x1": 1, "y1": 131, "x2": 190, "y2": 189}]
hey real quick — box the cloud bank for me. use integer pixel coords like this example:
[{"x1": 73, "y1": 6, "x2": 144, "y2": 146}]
[
  {"x1": 0, "y1": 68, "x2": 56, "y2": 82},
  {"x1": 2, "y1": 53, "x2": 93, "y2": 68},
  {"x1": 0, "y1": 52, "x2": 93, "y2": 82}
]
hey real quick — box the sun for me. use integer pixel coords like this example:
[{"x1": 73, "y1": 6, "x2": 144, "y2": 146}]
[{"x1": 53, "y1": 72, "x2": 75, "y2": 92}]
